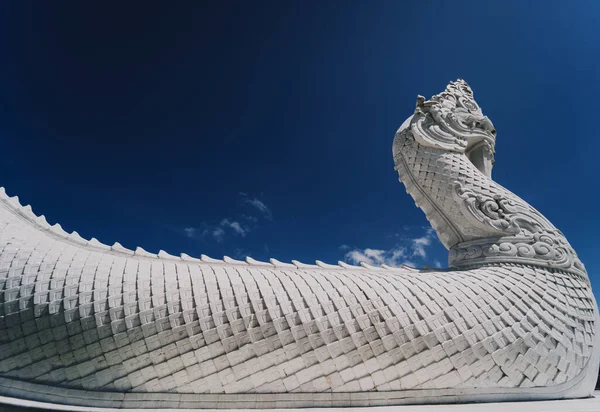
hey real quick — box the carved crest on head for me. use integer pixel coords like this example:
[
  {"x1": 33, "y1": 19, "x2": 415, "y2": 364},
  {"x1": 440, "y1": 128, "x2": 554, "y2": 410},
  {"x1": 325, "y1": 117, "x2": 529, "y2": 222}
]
[{"x1": 410, "y1": 80, "x2": 497, "y2": 175}]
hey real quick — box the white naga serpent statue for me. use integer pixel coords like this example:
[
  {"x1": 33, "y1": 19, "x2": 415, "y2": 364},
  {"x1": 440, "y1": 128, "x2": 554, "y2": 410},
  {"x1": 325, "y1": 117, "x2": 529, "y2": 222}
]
[{"x1": 0, "y1": 80, "x2": 597, "y2": 409}]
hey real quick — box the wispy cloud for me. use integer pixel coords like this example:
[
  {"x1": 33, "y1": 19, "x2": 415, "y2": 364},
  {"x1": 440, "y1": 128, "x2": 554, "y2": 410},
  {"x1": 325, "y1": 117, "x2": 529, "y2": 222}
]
[
  {"x1": 345, "y1": 246, "x2": 411, "y2": 267},
  {"x1": 234, "y1": 248, "x2": 248, "y2": 259},
  {"x1": 181, "y1": 192, "x2": 272, "y2": 243},
  {"x1": 343, "y1": 228, "x2": 440, "y2": 268},
  {"x1": 212, "y1": 227, "x2": 225, "y2": 242},
  {"x1": 220, "y1": 219, "x2": 247, "y2": 237},
  {"x1": 241, "y1": 214, "x2": 258, "y2": 223},
  {"x1": 240, "y1": 193, "x2": 272, "y2": 220},
  {"x1": 183, "y1": 227, "x2": 197, "y2": 238},
  {"x1": 247, "y1": 198, "x2": 270, "y2": 215},
  {"x1": 183, "y1": 226, "x2": 209, "y2": 239},
  {"x1": 410, "y1": 228, "x2": 434, "y2": 258},
  {"x1": 182, "y1": 217, "x2": 249, "y2": 243}
]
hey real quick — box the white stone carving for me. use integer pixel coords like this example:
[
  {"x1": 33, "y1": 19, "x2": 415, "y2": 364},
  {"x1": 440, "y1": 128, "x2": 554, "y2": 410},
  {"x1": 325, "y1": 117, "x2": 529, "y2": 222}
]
[
  {"x1": 0, "y1": 80, "x2": 597, "y2": 410},
  {"x1": 393, "y1": 80, "x2": 586, "y2": 277}
]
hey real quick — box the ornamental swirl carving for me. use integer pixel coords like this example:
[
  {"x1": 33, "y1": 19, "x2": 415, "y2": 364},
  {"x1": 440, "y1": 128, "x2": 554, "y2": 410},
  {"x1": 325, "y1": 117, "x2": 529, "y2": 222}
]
[
  {"x1": 449, "y1": 230, "x2": 586, "y2": 277},
  {"x1": 452, "y1": 182, "x2": 520, "y2": 235}
]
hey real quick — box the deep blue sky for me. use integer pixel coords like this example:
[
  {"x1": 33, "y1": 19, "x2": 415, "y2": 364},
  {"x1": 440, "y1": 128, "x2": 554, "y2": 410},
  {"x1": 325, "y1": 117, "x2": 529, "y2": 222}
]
[{"x1": 1, "y1": 3, "x2": 599, "y2": 293}]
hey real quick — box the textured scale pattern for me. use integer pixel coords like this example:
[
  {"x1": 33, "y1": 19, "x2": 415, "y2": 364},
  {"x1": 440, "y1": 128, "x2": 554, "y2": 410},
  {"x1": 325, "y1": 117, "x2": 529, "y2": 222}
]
[
  {"x1": 397, "y1": 136, "x2": 538, "y2": 243},
  {"x1": 0, "y1": 199, "x2": 596, "y2": 395},
  {"x1": 0, "y1": 79, "x2": 598, "y2": 408}
]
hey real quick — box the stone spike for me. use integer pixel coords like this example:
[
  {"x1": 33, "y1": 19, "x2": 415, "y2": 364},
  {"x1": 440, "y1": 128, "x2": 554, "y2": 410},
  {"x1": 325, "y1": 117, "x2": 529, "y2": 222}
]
[
  {"x1": 292, "y1": 260, "x2": 319, "y2": 269},
  {"x1": 246, "y1": 257, "x2": 273, "y2": 266},
  {"x1": 224, "y1": 256, "x2": 247, "y2": 265},
  {"x1": 35, "y1": 215, "x2": 50, "y2": 228},
  {"x1": 270, "y1": 258, "x2": 295, "y2": 268},
  {"x1": 201, "y1": 254, "x2": 223, "y2": 263},
  {"x1": 49, "y1": 223, "x2": 69, "y2": 238},
  {"x1": 21, "y1": 204, "x2": 36, "y2": 219},
  {"x1": 338, "y1": 261, "x2": 361, "y2": 269},
  {"x1": 111, "y1": 242, "x2": 134, "y2": 255},
  {"x1": 88, "y1": 238, "x2": 110, "y2": 250},
  {"x1": 7, "y1": 195, "x2": 22, "y2": 209},
  {"x1": 67, "y1": 231, "x2": 88, "y2": 245},
  {"x1": 180, "y1": 253, "x2": 200, "y2": 262},
  {"x1": 0, "y1": 187, "x2": 6, "y2": 199},
  {"x1": 158, "y1": 250, "x2": 179, "y2": 259},
  {"x1": 360, "y1": 262, "x2": 379, "y2": 270},
  {"x1": 135, "y1": 247, "x2": 157, "y2": 258},
  {"x1": 315, "y1": 260, "x2": 342, "y2": 269}
]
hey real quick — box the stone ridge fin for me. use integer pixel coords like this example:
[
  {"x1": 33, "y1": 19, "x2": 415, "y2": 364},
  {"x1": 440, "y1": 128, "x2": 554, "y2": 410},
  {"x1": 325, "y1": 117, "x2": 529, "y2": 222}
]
[
  {"x1": 338, "y1": 261, "x2": 361, "y2": 269},
  {"x1": 135, "y1": 247, "x2": 157, "y2": 258},
  {"x1": 7, "y1": 195, "x2": 22, "y2": 210},
  {"x1": 35, "y1": 215, "x2": 50, "y2": 229},
  {"x1": 224, "y1": 256, "x2": 247, "y2": 265},
  {"x1": 246, "y1": 257, "x2": 273, "y2": 267},
  {"x1": 316, "y1": 260, "x2": 342, "y2": 269},
  {"x1": 181, "y1": 253, "x2": 200, "y2": 262},
  {"x1": 50, "y1": 223, "x2": 69, "y2": 238},
  {"x1": 67, "y1": 231, "x2": 88, "y2": 246},
  {"x1": 201, "y1": 254, "x2": 223, "y2": 263},
  {"x1": 360, "y1": 262, "x2": 380, "y2": 270},
  {"x1": 270, "y1": 258, "x2": 295, "y2": 268},
  {"x1": 158, "y1": 250, "x2": 179, "y2": 259},
  {"x1": 21, "y1": 204, "x2": 36, "y2": 220},
  {"x1": 88, "y1": 238, "x2": 110, "y2": 250},
  {"x1": 0, "y1": 185, "x2": 420, "y2": 273},
  {"x1": 112, "y1": 242, "x2": 134, "y2": 255},
  {"x1": 292, "y1": 260, "x2": 319, "y2": 269}
]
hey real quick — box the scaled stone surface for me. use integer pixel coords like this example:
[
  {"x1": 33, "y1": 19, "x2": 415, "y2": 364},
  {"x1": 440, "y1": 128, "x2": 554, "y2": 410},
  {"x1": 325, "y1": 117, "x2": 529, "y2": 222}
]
[{"x1": 0, "y1": 80, "x2": 597, "y2": 409}]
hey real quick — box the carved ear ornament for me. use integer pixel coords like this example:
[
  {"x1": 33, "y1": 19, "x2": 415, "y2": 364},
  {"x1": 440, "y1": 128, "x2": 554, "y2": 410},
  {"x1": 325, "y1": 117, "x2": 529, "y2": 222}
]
[{"x1": 411, "y1": 112, "x2": 469, "y2": 152}]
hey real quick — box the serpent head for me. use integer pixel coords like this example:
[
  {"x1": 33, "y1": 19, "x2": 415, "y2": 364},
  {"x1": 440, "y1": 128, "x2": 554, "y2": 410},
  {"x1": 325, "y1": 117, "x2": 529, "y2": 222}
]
[{"x1": 399, "y1": 79, "x2": 497, "y2": 178}]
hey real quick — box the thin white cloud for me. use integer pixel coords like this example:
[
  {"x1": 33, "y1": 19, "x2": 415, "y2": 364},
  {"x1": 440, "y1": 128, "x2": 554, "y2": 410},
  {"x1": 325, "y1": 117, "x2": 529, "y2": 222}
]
[
  {"x1": 433, "y1": 259, "x2": 442, "y2": 268},
  {"x1": 220, "y1": 219, "x2": 247, "y2": 237},
  {"x1": 234, "y1": 248, "x2": 248, "y2": 259},
  {"x1": 182, "y1": 226, "x2": 209, "y2": 239},
  {"x1": 411, "y1": 236, "x2": 431, "y2": 258},
  {"x1": 240, "y1": 194, "x2": 272, "y2": 220},
  {"x1": 344, "y1": 228, "x2": 440, "y2": 269},
  {"x1": 410, "y1": 228, "x2": 435, "y2": 258},
  {"x1": 212, "y1": 227, "x2": 225, "y2": 242},
  {"x1": 183, "y1": 217, "x2": 250, "y2": 243},
  {"x1": 345, "y1": 246, "x2": 411, "y2": 267},
  {"x1": 180, "y1": 195, "x2": 269, "y2": 244},
  {"x1": 183, "y1": 227, "x2": 197, "y2": 238},
  {"x1": 241, "y1": 214, "x2": 258, "y2": 223}
]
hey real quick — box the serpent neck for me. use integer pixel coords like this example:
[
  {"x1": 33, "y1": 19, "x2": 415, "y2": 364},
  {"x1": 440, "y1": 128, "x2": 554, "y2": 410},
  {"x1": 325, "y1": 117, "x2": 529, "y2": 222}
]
[{"x1": 392, "y1": 80, "x2": 586, "y2": 278}]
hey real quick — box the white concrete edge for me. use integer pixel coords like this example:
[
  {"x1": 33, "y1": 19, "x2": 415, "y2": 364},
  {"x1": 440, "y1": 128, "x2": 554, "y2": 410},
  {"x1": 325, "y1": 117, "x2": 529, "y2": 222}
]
[
  {"x1": 0, "y1": 393, "x2": 599, "y2": 412},
  {"x1": 0, "y1": 361, "x2": 595, "y2": 411}
]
